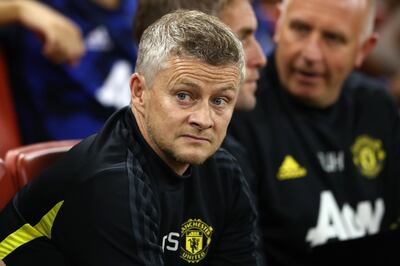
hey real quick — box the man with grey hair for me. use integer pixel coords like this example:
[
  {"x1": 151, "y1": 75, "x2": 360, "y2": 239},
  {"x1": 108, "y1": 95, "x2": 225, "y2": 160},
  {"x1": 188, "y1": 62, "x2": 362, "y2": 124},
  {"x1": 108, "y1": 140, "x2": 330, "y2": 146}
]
[
  {"x1": 0, "y1": 10, "x2": 262, "y2": 266},
  {"x1": 133, "y1": 0, "x2": 267, "y2": 216},
  {"x1": 230, "y1": 0, "x2": 400, "y2": 264}
]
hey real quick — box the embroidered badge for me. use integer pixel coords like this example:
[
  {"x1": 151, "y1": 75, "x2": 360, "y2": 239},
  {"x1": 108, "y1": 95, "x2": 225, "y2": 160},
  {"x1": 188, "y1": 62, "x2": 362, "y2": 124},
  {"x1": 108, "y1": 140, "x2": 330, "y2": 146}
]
[
  {"x1": 351, "y1": 135, "x2": 386, "y2": 178},
  {"x1": 180, "y1": 219, "x2": 213, "y2": 263}
]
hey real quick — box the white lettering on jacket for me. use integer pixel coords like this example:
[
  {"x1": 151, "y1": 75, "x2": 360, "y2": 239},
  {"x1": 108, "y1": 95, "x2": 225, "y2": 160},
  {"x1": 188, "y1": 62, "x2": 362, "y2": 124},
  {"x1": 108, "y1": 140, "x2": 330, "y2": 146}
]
[
  {"x1": 306, "y1": 190, "x2": 384, "y2": 247},
  {"x1": 162, "y1": 232, "x2": 180, "y2": 252},
  {"x1": 317, "y1": 151, "x2": 345, "y2": 173}
]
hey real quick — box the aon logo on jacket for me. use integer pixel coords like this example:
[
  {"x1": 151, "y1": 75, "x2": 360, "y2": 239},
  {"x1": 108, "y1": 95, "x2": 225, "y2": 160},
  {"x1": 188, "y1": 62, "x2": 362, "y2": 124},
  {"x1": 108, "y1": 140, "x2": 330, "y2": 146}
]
[{"x1": 306, "y1": 190, "x2": 384, "y2": 247}]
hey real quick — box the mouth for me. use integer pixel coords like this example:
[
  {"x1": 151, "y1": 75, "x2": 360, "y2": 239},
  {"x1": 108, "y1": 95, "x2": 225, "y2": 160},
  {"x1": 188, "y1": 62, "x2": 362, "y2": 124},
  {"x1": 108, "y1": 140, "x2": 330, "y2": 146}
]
[
  {"x1": 293, "y1": 68, "x2": 324, "y2": 84},
  {"x1": 181, "y1": 134, "x2": 211, "y2": 143}
]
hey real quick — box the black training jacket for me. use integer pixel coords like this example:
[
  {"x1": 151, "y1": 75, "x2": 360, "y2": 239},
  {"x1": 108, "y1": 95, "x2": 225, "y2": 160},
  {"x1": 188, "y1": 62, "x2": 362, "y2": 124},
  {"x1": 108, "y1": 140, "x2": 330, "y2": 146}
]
[{"x1": 0, "y1": 107, "x2": 262, "y2": 266}]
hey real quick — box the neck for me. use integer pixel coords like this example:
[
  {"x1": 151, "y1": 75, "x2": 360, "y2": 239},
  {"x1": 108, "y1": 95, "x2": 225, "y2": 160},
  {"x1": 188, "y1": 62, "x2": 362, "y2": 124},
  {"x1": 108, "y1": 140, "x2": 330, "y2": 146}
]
[{"x1": 131, "y1": 107, "x2": 190, "y2": 176}]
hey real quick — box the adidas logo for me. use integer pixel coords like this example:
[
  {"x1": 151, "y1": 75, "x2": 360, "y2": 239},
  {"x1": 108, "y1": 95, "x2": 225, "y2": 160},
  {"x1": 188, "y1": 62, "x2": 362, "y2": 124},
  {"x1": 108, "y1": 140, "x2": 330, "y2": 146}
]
[{"x1": 277, "y1": 155, "x2": 307, "y2": 180}]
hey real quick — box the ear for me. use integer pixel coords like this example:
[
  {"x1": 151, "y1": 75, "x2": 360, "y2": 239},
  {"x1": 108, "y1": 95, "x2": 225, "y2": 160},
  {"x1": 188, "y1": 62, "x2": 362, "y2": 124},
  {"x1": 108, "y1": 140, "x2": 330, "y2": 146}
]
[
  {"x1": 355, "y1": 32, "x2": 378, "y2": 67},
  {"x1": 130, "y1": 73, "x2": 147, "y2": 115},
  {"x1": 273, "y1": 2, "x2": 284, "y2": 43}
]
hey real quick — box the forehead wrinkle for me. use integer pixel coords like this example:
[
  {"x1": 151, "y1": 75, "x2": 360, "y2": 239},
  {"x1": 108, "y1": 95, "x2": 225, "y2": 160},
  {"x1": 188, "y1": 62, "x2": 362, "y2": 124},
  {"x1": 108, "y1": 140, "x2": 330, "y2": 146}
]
[
  {"x1": 168, "y1": 72, "x2": 240, "y2": 93},
  {"x1": 164, "y1": 60, "x2": 240, "y2": 90}
]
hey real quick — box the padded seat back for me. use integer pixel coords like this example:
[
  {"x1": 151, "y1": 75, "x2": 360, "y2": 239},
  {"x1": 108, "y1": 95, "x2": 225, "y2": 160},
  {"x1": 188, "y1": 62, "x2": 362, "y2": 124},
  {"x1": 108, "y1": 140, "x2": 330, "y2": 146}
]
[
  {"x1": 4, "y1": 140, "x2": 79, "y2": 189},
  {"x1": 0, "y1": 158, "x2": 17, "y2": 210}
]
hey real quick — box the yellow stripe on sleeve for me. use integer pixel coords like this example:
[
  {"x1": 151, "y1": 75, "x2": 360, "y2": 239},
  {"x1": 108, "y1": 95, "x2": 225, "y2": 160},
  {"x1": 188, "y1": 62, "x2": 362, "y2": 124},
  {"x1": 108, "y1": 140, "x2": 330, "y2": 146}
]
[{"x1": 0, "y1": 201, "x2": 64, "y2": 259}]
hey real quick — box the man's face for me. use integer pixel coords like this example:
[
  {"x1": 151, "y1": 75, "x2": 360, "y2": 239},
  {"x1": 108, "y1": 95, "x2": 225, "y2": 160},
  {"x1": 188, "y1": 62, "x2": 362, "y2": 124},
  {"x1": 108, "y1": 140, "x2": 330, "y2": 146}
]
[
  {"x1": 275, "y1": 0, "x2": 373, "y2": 108},
  {"x1": 220, "y1": 0, "x2": 267, "y2": 111},
  {"x1": 131, "y1": 58, "x2": 240, "y2": 173}
]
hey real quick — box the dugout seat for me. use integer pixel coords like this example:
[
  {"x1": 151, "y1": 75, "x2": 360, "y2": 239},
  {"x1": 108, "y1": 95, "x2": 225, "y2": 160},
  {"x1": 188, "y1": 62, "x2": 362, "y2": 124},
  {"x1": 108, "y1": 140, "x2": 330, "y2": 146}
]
[
  {"x1": 3, "y1": 140, "x2": 79, "y2": 191},
  {"x1": 0, "y1": 140, "x2": 79, "y2": 261},
  {"x1": 0, "y1": 158, "x2": 18, "y2": 210}
]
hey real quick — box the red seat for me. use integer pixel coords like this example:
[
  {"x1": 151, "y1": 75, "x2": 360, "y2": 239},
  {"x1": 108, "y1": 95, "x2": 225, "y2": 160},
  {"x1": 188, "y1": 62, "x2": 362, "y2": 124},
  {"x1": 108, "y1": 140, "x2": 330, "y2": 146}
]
[
  {"x1": 0, "y1": 158, "x2": 18, "y2": 210},
  {"x1": 1, "y1": 140, "x2": 79, "y2": 210},
  {"x1": 0, "y1": 48, "x2": 21, "y2": 158},
  {"x1": 4, "y1": 140, "x2": 79, "y2": 191}
]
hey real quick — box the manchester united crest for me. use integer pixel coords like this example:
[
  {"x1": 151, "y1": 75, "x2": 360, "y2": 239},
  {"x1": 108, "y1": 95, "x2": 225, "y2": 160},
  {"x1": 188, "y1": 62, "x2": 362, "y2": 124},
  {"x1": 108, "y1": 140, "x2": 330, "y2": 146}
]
[
  {"x1": 351, "y1": 135, "x2": 386, "y2": 178},
  {"x1": 180, "y1": 219, "x2": 213, "y2": 263}
]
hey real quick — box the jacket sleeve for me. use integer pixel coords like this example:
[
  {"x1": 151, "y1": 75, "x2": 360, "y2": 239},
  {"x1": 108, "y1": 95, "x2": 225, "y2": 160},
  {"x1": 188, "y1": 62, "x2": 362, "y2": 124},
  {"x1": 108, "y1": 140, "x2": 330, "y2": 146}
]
[
  {"x1": 208, "y1": 152, "x2": 265, "y2": 266},
  {"x1": 53, "y1": 166, "x2": 164, "y2": 265}
]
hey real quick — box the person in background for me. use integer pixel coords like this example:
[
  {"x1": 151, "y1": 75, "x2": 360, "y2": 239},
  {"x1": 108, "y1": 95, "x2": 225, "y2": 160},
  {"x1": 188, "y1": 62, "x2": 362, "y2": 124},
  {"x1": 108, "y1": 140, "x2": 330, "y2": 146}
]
[
  {"x1": 0, "y1": 0, "x2": 84, "y2": 65},
  {"x1": 230, "y1": 0, "x2": 400, "y2": 265},
  {"x1": 0, "y1": 0, "x2": 137, "y2": 144},
  {"x1": 0, "y1": 10, "x2": 262, "y2": 266}
]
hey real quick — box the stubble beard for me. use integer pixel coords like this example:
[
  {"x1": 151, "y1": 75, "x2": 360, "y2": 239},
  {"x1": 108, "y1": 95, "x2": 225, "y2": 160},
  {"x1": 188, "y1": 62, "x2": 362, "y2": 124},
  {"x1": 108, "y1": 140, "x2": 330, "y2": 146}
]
[{"x1": 146, "y1": 120, "x2": 212, "y2": 166}]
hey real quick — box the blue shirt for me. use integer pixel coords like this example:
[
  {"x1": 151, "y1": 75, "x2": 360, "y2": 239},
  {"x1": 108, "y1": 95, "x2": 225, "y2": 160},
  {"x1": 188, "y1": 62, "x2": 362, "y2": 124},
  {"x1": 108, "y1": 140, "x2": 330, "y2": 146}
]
[{"x1": 3, "y1": 0, "x2": 137, "y2": 143}]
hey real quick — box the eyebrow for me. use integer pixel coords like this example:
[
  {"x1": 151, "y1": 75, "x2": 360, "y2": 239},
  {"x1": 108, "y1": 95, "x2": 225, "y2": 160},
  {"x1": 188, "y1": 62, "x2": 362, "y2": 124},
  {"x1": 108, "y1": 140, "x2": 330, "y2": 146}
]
[
  {"x1": 289, "y1": 18, "x2": 310, "y2": 28},
  {"x1": 219, "y1": 86, "x2": 238, "y2": 93},
  {"x1": 237, "y1": 28, "x2": 254, "y2": 39},
  {"x1": 180, "y1": 81, "x2": 201, "y2": 90},
  {"x1": 179, "y1": 81, "x2": 237, "y2": 93}
]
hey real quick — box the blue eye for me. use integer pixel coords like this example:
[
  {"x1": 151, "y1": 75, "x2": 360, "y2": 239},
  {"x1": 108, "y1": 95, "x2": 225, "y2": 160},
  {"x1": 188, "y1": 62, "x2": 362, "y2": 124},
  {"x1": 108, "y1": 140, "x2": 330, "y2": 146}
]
[
  {"x1": 177, "y1": 92, "x2": 190, "y2": 101},
  {"x1": 213, "y1": 97, "x2": 227, "y2": 106}
]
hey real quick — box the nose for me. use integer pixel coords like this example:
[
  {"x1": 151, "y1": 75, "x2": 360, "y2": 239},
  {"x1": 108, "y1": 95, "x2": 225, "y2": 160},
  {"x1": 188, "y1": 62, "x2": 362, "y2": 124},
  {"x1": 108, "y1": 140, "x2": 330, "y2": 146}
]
[
  {"x1": 188, "y1": 102, "x2": 214, "y2": 130},
  {"x1": 301, "y1": 34, "x2": 323, "y2": 63},
  {"x1": 247, "y1": 37, "x2": 267, "y2": 69}
]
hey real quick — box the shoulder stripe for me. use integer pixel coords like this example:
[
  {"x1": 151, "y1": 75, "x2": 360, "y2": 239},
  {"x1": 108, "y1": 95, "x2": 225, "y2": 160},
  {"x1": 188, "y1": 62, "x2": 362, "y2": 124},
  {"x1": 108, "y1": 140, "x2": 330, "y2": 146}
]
[
  {"x1": 0, "y1": 201, "x2": 63, "y2": 259},
  {"x1": 127, "y1": 148, "x2": 162, "y2": 265}
]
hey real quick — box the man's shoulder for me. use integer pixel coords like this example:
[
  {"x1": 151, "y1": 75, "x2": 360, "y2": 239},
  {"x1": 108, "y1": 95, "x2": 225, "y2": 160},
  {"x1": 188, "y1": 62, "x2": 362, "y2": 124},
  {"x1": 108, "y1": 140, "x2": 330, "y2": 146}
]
[
  {"x1": 222, "y1": 134, "x2": 246, "y2": 156},
  {"x1": 54, "y1": 108, "x2": 135, "y2": 183},
  {"x1": 204, "y1": 147, "x2": 243, "y2": 181},
  {"x1": 210, "y1": 147, "x2": 238, "y2": 165},
  {"x1": 346, "y1": 72, "x2": 388, "y2": 96},
  {"x1": 345, "y1": 72, "x2": 396, "y2": 110}
]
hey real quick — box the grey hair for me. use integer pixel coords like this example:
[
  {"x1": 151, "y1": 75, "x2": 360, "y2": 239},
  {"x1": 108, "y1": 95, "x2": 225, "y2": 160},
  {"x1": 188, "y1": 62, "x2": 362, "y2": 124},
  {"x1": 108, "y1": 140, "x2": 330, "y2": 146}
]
[
  {"x1": 135, "y1": 9, "x2": 245, "y2": 88},
  {"x1": 280, "y1": 0, "x2": 377, "y2": 43}
]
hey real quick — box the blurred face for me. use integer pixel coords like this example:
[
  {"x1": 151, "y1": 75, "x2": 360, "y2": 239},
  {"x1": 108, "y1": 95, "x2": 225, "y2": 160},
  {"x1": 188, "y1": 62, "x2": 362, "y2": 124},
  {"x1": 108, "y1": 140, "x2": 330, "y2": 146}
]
[
  {"x1": 275, "y1": 0, "x2": 375, "y2": 108},
  {"x1": 220, "y1": 0, "x2": 267, "y2": 111},
  {"x1": 130, "y1": 58, "x2": 240, "y2": 175}
]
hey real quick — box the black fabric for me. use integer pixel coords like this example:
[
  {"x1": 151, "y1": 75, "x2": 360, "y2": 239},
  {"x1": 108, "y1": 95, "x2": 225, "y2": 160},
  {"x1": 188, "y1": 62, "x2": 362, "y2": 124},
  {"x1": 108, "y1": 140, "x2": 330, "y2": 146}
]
[
  {"x1": 229, "y1": 53, "x2": 400, "y2": 266},
  {"x1": 222, "y1": 134, "x2": 267, "y2": 266},
  {"x1": 0, "y1": 107, "x2": 262, "y2": 266},
  {"x1": 4, "y1": 237, "x2": 70, "y2": 266},
  {"x1": 222, "y1": 134, "x2": 257, "y2": 196}
]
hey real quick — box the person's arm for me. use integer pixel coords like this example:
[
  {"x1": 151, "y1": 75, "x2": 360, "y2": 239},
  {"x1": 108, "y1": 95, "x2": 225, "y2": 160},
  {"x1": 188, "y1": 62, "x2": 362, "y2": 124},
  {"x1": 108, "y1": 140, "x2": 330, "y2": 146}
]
[
  {"x1": 0, "y1": 0, "x2": 85, "y2": 65},
  {"x1": 0, "y1": 259, "x2": 5, "y2": 266},
  {"x1": 209, "y1": 153, "x2": 264, "y2": 266},
  {"x1": 55, "y1": 169, "x2": 164, "y2": 265}
]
